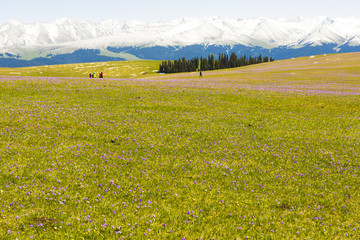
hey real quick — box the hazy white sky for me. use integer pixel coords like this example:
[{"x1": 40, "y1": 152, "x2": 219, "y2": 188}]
[{"x1": 1, "y1": 0, "x2": 359, "y2": 24}]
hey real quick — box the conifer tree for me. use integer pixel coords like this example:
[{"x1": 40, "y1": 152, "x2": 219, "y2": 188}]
[{"x1": 230, "y1": 52, "x2": 238, "y2": 68}]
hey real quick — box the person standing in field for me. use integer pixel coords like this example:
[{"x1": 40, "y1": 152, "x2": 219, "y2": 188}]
[
  {"x1": 89, "y1": 73, "x2": 92, "y2": 78},
  {"x1": 200, "y1": 71, "x2": 203, "y2": 77},
  {"x1": 100, "y1": 72, "x2": 103, "y2": 78},
  {"x1": 93, "y1": 72, "x2": 96, "y2": 78}
]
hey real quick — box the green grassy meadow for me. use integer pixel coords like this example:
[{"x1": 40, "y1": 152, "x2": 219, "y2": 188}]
[
  {"x1": 0, "y1": 52, "x2": 360, "y2": 239},
  {"x1": 0, "y1": 60, "x2": 161, "y2": 79}
]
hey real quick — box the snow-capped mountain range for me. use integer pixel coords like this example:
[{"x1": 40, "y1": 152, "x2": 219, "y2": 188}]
[{"x1": 1, "y1": 16, "x2": 360, "y2": 67}]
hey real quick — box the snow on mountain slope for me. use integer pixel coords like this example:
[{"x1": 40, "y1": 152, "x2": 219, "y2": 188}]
[
  {"x1": 298, "y1": 17, "x2": 360, "y2": 47},
  {"x1": 0, "y1": 16, "x2": 360, "y2": 56}
]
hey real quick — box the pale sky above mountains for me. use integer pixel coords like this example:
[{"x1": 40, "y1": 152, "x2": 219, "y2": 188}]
[{"x1": 1, "y1": 0, "x2": 359, "y2": 25}]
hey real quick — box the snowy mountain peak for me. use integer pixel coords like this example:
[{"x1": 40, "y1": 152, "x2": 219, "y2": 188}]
[
  {"x1": 8, "y1": 19, "x2": 23, "y2": 26},
  {"x1": 53, "y1": 17, "x2": 78, "y2": 25},
  {"x1": 99, "y1": 19, "x2": 120, "y2": 26}
]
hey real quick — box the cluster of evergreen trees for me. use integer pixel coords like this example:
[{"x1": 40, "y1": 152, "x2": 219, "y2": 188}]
[{"x1": 159, "y1": 52, "x2": 274, "y2": 74}]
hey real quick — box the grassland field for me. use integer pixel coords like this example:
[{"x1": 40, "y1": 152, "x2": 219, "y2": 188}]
[
  {"x1": 0, "y1": 60, "x2": 162, "y2": 79},
  {"x1": 0, "y1": 52, "x2": 359, "y2": 239}
]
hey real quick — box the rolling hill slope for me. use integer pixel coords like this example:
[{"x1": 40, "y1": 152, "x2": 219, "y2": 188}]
[
  {"x1": 0, "y1": 52, "x2": 359, "y2": 83},
  {"x1": 0, "y1": 60, "x2": 161, "y2": 78},
  {"x1": 141, "y1": 52, "x2": 360, "y2": 95}
]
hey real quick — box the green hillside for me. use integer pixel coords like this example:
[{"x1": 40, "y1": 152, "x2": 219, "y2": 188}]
[
  {"x1": 0, "y1": 60, "x2": 162, "y2": 78},
  {"x1": 2, "y1": 52, "x2": 359, "y2": 80}
]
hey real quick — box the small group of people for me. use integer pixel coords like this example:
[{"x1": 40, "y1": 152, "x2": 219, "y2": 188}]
[{"x1": 89, "y1": 72, "x2": 104, "y2": 78}]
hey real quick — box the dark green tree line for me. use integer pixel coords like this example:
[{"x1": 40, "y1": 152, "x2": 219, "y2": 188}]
[{"x1": 159, "y1": 52, "x2": 274, "y2": 74}]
